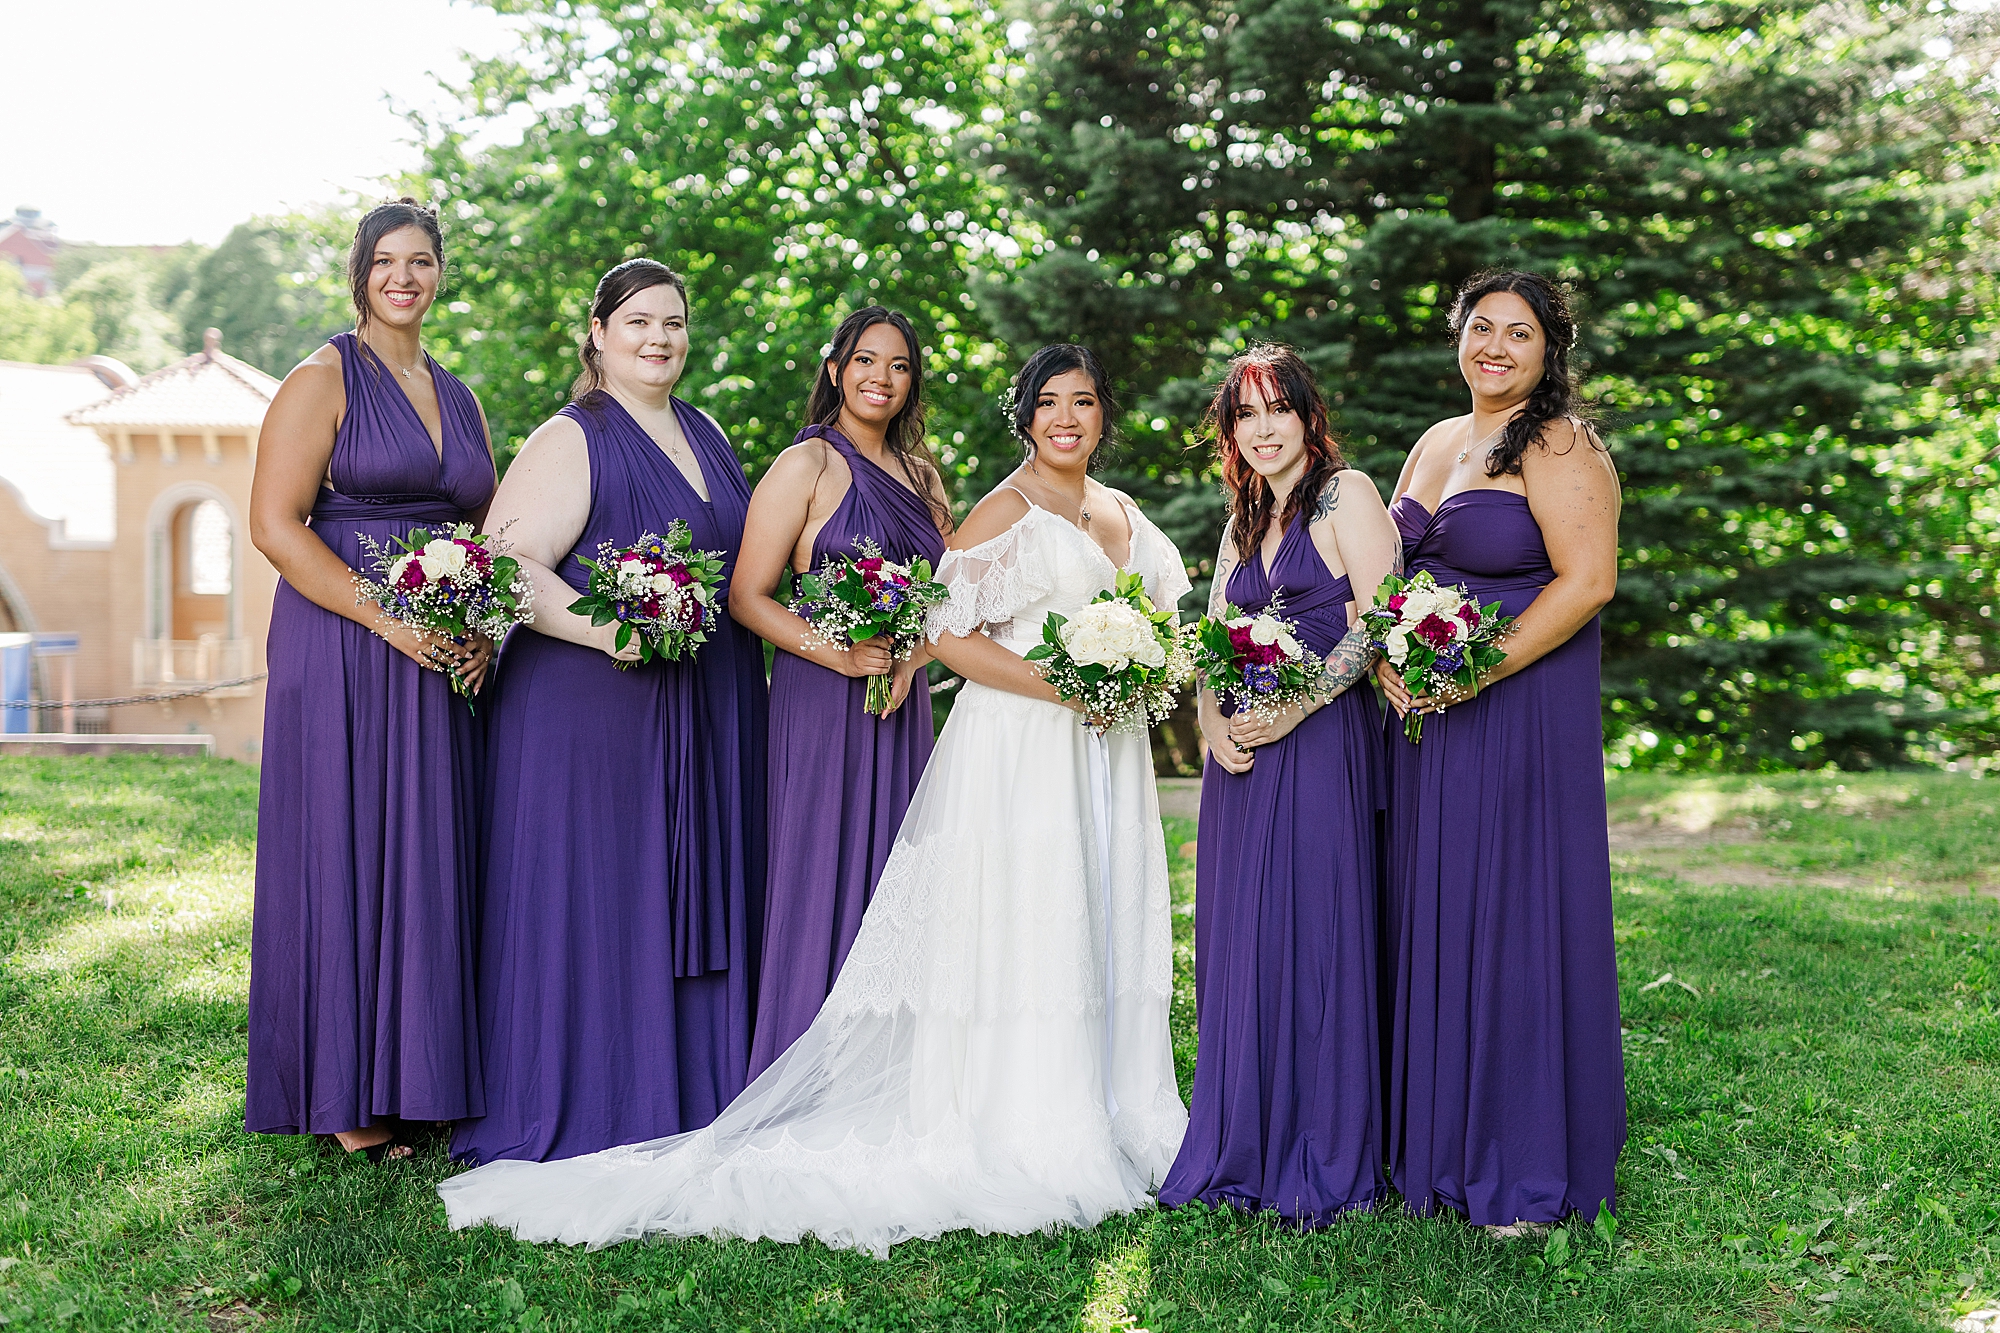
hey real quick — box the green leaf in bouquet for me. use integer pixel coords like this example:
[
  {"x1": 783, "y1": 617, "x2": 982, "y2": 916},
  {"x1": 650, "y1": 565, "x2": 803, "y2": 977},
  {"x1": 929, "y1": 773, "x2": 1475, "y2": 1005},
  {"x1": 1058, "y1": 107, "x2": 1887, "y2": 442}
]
[
  {"x1": 911, "y1": 558, "x2": 934, "y2": 581},
  {"x1": 797, "y1": 574, "x2": 827, "y2": 601}
]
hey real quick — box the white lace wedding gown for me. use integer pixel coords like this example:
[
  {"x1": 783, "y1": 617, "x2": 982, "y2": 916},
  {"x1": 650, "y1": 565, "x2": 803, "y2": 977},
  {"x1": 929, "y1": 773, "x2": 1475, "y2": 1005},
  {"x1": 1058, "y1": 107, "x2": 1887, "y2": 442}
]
[{"x1": 437, "y1": 495, "x2": 1192, "y2": 1256}]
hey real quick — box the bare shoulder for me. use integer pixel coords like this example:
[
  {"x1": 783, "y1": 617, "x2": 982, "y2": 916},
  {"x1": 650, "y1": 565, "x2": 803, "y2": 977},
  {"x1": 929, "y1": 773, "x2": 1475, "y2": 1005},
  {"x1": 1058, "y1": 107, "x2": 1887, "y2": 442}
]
[
  {"x1": 950, "y1": 482, "x2": 1032, "y2": 550},
  {"x1": 273, "y1": 343, "x2": 344, "y2": 404},
  {"x1": 1524, "y1": 418, "x2": 1617, "y2": 481},
  {"x1": 512, "y1": 411, "x2": 588, "y2": 470},
  {"x1": 1522, "y1": 419, "x2": 1620, "y2": 512},
  {"x1": 1328, "y1": 467, "x2": 1388, "y2": 514},
  {"x1": 763, "y1": 437, "x2": 837, "y2": 481}
]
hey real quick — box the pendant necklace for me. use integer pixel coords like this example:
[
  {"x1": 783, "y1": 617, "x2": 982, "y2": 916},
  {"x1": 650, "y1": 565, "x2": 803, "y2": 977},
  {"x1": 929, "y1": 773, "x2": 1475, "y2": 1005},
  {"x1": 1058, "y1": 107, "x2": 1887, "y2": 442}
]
[
  {"x1": 1457, "y1": 418, "x2": 1508, "y2": 464},
  {"x1": 1028, "y1": 455, "x2": 1089, "y2": 526},
  {"x1": 372, "y1": 340, "x2": 421, "y2": 380}
]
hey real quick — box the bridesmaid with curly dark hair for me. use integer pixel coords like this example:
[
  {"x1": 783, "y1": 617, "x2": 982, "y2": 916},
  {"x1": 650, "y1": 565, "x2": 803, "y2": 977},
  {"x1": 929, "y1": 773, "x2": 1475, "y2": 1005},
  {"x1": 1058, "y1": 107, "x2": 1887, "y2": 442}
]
[{"x1": 1377, "y1": 270, "x2": 1626, "y2": 1236}]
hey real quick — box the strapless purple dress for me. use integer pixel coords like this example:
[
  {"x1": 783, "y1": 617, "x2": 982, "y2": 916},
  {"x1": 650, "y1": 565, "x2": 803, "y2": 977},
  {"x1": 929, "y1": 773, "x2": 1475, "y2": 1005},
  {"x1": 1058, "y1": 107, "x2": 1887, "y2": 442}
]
[
  {"x1": 450, "y1": 393, "x2": 768, "y2": 1165},
  {"x1": 1383, "y1": 490, "x2": 1626, "y2": 1224},
  {"x1": 1159, "y1": 517, "x2": 1384, "y2": 1223},
  {"x1": 749, "y1": 426, "x2": 945, "y2": 1079},
  {"x1": 247, "y1": 332, "x2": 494, "y2": 1135}
]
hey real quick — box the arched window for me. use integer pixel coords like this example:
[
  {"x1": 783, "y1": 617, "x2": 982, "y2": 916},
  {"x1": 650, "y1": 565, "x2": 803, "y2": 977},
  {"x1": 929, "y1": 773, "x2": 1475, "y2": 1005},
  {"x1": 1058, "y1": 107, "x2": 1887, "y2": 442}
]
[{"x1": 187, "y1": 500, "x2": 233, "y2": 596}]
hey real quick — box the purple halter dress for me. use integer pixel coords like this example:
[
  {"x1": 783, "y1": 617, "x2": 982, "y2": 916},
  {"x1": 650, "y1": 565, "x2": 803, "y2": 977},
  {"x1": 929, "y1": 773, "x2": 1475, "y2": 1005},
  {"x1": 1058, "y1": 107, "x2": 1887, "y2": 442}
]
[
  {"x1": 246, "y1": 332, "x2": 494, "y2": 1135},
  {"x1": 748, "y1": 426, "x2": 945, "y2": 1079},
  {"x1": 1159, "y1": 517, "x2": 1385, "y2": 1223},
  {"x1": 450, "y1": 393, "x2": 768, "y2": 1165},
  {"x1": 1383, "y1": 490, "x2": 1626, "y2": 1224}
]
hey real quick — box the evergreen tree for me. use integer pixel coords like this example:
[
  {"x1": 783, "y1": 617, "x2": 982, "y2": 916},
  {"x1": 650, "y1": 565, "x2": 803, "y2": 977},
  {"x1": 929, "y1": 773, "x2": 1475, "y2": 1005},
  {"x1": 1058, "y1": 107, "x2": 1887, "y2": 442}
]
[{"x1": 995, "y1": 0, "x2": 1992, "y2": 766}]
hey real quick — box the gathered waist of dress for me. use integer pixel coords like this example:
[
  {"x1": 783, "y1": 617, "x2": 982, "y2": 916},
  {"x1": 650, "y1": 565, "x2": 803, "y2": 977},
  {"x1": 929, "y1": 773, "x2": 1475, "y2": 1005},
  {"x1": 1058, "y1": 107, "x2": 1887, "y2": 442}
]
[
  {"x1": 1410, "y1": 564, "x2": 1551, "y2": 598},
  {"x1": 311, "y1": 491, "x2": 465, "y2": 526}
]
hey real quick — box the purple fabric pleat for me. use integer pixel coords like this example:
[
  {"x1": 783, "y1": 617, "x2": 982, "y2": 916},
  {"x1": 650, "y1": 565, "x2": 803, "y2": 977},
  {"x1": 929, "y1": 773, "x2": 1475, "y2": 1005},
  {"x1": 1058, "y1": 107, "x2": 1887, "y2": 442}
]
[
  {"x1": 748, "y1": 426, "x2": 945, "y2": 1079},
  {"x1": 1159, "y1": 517, "x2": 1385, "y2": 1223},
  {"x1": 1382, "y1": 489, "x2": 1627, "y2": 1225},
  {"x1": 450, "y1": 393, "x2": 768, "y2": 1165},
  {"x1": 246, "y1": 332, "x2": 495, "y2": 1135}
]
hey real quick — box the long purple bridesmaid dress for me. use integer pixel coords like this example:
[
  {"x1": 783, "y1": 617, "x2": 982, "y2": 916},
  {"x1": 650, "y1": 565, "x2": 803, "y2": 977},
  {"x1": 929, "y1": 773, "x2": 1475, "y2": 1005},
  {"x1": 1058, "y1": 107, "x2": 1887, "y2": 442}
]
[
  {"x1": 747, "y1": 426, "x2": 945, "y2": 1079},
  {"x1": 247, "y1": 332, "x2": 493, "y2": 1135},
  {"x1": 450, "y1": 393, "x2": 768, "y2": 1165},
  {"x1": 1383, "y1": 490, "x2": 1626, "y2": 1224},
  {"x1": 1159, "y1": 517, "x2": 1384, "y2": 1223}
]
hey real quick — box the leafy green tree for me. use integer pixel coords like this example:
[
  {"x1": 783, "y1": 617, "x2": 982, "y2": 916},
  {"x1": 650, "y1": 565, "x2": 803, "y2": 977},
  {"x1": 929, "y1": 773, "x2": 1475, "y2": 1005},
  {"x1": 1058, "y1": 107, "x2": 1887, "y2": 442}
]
[
  {"x1": 53, "y1": 249, "x2": 201, "y2": 372},
  {"x1": 413, "y1": 0, "x2": 1039, "y2": 496},
  {"x1": 993, "y1": 0, "x2": 1995, "y2": 766},
  {"x1": 178, "y1": 210, "x2": 355, "y2": 376},
  {"x1": 0, "y1": 265, "x2": 95, "y2": 364}
]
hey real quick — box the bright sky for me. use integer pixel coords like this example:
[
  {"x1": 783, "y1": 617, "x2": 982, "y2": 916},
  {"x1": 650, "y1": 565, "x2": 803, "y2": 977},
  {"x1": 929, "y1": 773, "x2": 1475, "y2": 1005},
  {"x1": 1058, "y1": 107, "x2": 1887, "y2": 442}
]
[{"x1": 2, "y1": 0, "x2": 524, "y2": 246}]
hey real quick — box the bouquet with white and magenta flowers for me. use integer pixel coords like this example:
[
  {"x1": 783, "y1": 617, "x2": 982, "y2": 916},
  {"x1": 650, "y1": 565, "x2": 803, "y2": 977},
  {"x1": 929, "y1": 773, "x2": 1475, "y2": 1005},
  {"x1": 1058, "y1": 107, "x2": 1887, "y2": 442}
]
[
  {"x1": 1026, "y1": 569, "x2": 1194, "y2": 734},
  {"x1": 1360, "y1": 569, "x2": 1514, "y2": 742},
  {"x1": 567, "y1": 520, "x2": 725, "y2": 668},
  {"x1": 353, "y1": 522, "x2": 535, "y2": 709},
  {"x1": 1190, "y1": 596, "x2": 1325, "y2": 720},
  {"x1": 793, "y1": 539, "x2": 950, "y2": 715}
]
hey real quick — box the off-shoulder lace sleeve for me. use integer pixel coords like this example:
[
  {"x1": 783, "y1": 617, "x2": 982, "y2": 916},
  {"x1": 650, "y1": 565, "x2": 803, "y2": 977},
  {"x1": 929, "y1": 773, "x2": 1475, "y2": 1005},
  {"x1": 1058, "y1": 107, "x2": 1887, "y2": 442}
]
[
  {"x1": 926, "y1": 509, "x2": 1058, "y2": 642},
  {"x1": 1126, "y1": 505, "x2": 1193, "y2": 613}
]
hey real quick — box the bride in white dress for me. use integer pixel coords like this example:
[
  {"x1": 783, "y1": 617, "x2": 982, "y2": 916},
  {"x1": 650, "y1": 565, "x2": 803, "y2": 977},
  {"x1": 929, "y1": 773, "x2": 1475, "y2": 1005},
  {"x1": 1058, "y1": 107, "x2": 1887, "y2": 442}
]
[{"x1": 438, "y1": 343, "x2": 1190, "y2": 1257}]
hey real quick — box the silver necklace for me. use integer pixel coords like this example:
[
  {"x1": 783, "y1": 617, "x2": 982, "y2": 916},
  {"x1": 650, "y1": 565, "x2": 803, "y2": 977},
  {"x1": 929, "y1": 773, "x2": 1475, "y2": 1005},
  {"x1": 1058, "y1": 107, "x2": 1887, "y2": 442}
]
[
  {"x1": 1457, "y1": 418, "x2": 1508, "y2": 464},
  {"x1": 372, "y1": 340, "x2": 422, "y2": 380},
  {"x1": 1027, "y1": 457, "x2": 1089, "y2": 525}
]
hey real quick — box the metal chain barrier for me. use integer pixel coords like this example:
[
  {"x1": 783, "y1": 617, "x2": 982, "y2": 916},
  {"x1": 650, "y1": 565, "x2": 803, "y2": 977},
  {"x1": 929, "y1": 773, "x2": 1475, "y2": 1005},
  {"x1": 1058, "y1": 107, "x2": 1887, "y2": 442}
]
[{"x1": 0, "y1": 675, "x2": 268, "y2": 710}]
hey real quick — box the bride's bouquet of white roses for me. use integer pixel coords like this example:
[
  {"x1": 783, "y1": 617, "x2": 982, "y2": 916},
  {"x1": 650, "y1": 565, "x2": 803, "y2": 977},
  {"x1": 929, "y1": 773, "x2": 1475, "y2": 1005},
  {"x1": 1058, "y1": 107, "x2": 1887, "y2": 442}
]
[{"x1": 1026, "y1": 570, "x2": 1194, "y2": 734}]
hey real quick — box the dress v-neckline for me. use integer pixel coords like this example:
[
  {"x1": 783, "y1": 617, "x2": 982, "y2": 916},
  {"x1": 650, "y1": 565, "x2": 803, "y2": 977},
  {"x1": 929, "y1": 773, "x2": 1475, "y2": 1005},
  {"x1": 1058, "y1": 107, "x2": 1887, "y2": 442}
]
[
  {"x1": 609, "y1": 394, "x2": 713, "y2": 506},
  {"x1": 357, "y1": 337, "x2": 447, "y2": 468}
]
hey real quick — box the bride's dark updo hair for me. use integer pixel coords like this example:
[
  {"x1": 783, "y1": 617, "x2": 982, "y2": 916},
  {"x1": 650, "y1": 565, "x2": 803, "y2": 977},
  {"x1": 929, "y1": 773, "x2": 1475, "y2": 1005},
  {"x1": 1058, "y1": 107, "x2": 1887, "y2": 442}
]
[
  {"x1": 1448, "y1": 270, "x2": 1596, "y2": 477},
  {"x1": 1007, "y1": 343, "x2": 1118, "y2": 472},
  {"x1": 346, "y1": 197, "x2": 445, "y2": 327}
]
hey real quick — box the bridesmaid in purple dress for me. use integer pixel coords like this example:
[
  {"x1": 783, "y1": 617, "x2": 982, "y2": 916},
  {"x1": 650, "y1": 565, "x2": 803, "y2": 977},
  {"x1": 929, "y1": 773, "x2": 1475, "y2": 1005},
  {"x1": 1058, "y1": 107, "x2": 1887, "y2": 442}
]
[
  {"x1": 247, "y1": 199, "x2": 497, "y2": 1159},
  {"x1": 1376, "y1": 271, "x2": 1626, "y2": 1234},
  {"x1": 729, "y1": 308, "x2": 952, "y2": 1078},
  {"x1": 1159, "y1": 346, "x2": 1399, "y2": 1223},
  {"x1": 450, "y1": 259, "x2": 767, "y2": 1164}
]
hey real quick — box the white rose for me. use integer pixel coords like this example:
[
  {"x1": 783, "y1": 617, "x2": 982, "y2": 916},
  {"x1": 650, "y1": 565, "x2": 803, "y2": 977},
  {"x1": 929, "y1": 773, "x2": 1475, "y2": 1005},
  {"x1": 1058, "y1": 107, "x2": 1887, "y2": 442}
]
[
  {"x1": 1276, "y1": 632, "x2": 1303, "y2": 660},
  {"x1": 417, "y1": 537, "x2": 467, "y2": 582},
  {"x1": 387, "y1": 553, "x2": 415, "y2": 585},
  {"x1": 1227, "y1": 616, "x2": 1252, "y2": 631},
  {"x1": 1061, "y1": 601, "x2": 1155, "y2": 670},
  {"x1": 618, "y1": 558, "x2": 648, "y2": 579},
  {"x1": 651, "y1": 572, "x2": 677, "y2": 594},
  {"x1": 1249, "y1": 616, "x2": 1283, "y2": 646},
  {"x1": 1131, "y1": 633, "x2": 1167, "y2": 669},
  {"x1": 1384, "y1": 624, "x2": 1411, "y2": 665}
]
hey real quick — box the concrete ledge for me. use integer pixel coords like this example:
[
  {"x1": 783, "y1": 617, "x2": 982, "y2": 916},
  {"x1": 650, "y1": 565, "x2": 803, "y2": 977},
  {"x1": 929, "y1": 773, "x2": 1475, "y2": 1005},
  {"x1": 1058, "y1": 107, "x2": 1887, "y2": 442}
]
[{"x1": 0, "y1": 734, "x2": 216, "y2": 757}]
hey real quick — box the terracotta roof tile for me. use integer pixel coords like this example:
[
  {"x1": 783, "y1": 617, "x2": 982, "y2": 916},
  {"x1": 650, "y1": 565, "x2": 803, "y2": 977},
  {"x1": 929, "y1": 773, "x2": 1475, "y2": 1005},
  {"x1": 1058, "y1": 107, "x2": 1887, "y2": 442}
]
[{"x1": 68, "y1": 347, "x2": 279, "y2": 430}]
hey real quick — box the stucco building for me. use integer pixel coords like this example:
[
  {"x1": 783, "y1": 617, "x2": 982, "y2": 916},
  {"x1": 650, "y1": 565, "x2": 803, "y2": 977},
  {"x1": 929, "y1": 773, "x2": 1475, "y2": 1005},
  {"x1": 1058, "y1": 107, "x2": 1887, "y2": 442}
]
[{"x1": 0, "y1": 331, "x2": 278, "y2": 759}]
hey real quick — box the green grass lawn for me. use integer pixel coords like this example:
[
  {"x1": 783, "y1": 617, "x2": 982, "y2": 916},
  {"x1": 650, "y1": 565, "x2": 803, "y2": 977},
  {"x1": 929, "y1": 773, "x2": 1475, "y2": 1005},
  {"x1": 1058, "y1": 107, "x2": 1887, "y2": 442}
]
[{"x1": 1, "y1": 758, "x2": 1997, "y2": 1331}]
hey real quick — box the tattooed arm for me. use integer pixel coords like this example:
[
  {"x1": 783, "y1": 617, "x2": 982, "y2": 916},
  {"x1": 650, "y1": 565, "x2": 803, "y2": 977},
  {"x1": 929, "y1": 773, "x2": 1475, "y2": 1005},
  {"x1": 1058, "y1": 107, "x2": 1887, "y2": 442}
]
[
  {"x1": 1198, "y1": 518, "x2": 1255, "y2": 773},
  {"x1": 1226, "y1": 470, "x2": 1400, "y2": 749}
]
